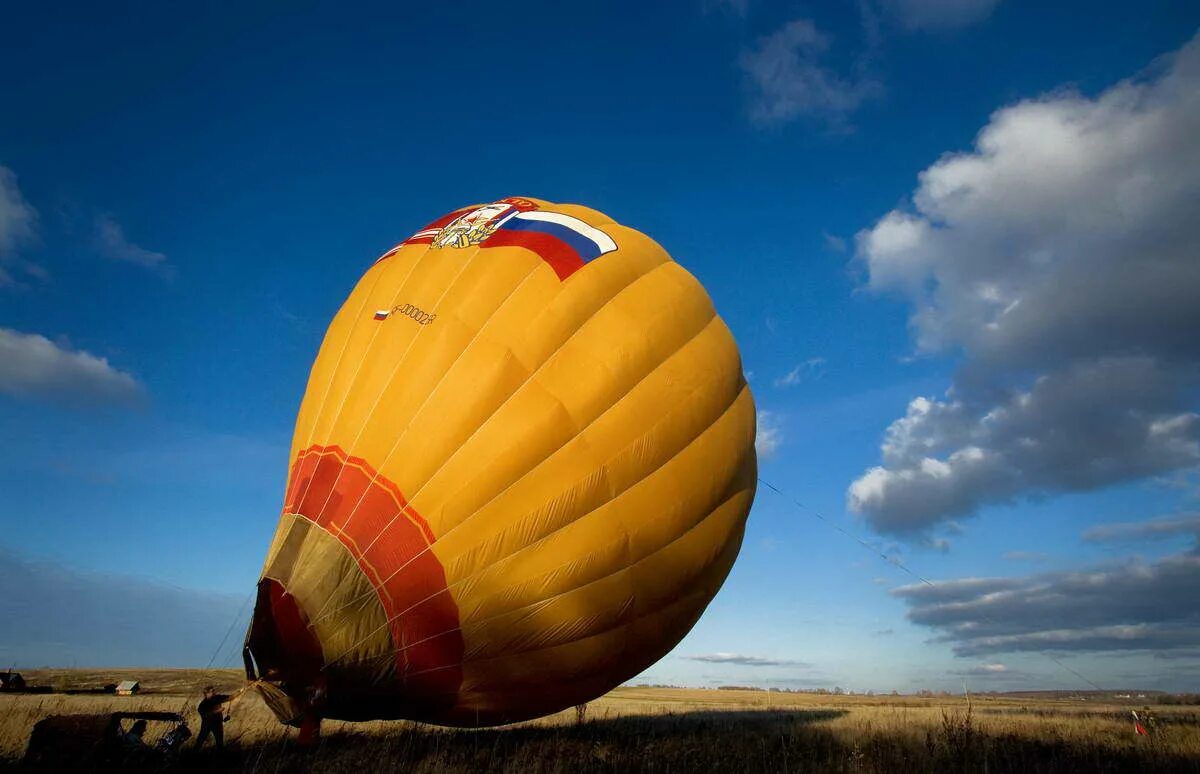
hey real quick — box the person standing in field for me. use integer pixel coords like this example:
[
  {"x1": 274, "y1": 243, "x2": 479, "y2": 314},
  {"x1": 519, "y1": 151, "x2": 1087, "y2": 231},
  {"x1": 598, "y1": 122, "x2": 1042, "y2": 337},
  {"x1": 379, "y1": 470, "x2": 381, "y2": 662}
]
[{"x1": 194, "y1": 686, "x2": 232, "y2": 748}]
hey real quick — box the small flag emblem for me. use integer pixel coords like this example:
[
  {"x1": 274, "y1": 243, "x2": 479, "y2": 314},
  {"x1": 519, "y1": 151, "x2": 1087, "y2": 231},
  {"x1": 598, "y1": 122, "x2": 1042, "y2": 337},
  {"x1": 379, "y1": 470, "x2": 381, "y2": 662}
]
[{"x1": 374, "y1": 309, "x2": 390, "y2": 321}]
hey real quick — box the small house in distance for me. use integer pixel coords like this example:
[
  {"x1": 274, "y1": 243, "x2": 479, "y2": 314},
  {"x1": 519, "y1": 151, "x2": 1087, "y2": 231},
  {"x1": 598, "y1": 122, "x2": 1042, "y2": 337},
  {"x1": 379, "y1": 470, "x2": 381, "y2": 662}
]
[
  {"x1": 0, "y1": 670, "x2": 25, "y2": 691},
  {"x1": 115, "y1": 680, "x2": 140, "y2": 696}
]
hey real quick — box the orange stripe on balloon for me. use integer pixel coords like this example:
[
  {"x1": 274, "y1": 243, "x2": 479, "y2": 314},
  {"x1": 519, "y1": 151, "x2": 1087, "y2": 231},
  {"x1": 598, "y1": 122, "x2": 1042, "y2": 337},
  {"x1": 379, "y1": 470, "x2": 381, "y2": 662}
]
[{"x1": 283, "y1": 445, "x2": 463, "y2": 700}]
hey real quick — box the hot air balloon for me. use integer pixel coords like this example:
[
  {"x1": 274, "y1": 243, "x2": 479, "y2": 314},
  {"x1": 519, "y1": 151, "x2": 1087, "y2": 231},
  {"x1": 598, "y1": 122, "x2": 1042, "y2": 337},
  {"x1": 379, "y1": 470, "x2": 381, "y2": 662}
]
[{"x1": 244, "y1": 197, "x2": 757, "y2": 727}]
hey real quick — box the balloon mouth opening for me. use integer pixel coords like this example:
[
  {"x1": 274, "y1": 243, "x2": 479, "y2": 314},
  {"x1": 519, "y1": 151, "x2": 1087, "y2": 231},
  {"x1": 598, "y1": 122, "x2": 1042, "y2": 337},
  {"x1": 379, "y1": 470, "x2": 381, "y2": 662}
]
[{"x1": 244, "y1": 579, "x2": 325, "y2": 723}]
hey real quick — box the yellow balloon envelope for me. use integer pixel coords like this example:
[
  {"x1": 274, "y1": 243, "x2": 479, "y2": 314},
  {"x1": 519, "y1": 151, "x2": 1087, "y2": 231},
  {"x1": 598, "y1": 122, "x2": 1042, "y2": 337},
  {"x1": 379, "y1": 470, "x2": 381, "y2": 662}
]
[{"x1": 245, "y1": 197, "x2": 757, "y2": 726}]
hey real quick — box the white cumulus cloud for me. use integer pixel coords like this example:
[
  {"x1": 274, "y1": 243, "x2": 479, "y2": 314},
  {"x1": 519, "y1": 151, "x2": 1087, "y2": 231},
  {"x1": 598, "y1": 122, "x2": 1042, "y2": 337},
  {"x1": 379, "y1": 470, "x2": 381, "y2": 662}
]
[
  {"x1": 849, "y1": 33, "x2": 1200, "y2": 537},
  {"x1": 0, "y1": 328, "x2": 142, "y2": 405}
]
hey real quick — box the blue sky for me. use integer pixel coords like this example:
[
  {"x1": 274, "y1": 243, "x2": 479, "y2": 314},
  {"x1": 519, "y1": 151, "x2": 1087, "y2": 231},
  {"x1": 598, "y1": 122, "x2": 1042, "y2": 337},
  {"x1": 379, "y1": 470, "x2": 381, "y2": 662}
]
[{"x1": 2, "y1": 1, "x2": 1198, "y2": 692}]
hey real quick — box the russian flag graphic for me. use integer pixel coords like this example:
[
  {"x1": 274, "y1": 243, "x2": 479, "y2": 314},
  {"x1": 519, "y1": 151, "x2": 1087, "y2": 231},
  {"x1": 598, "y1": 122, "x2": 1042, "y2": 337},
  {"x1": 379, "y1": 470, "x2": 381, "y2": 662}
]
[
  {"x1": 487, "y1": 211, "x2": 618, "y2": 280},
  {"x1": 381, "y1": 200, "x2": 619, "y2": 280}
]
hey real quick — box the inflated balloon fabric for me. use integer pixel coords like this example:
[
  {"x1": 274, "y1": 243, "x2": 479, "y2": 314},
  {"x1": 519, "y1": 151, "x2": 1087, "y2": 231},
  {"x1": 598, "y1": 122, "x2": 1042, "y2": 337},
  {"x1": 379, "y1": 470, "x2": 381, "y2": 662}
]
[{"x1": 246, "y1": 197, "x2": 757, "y2": 726}]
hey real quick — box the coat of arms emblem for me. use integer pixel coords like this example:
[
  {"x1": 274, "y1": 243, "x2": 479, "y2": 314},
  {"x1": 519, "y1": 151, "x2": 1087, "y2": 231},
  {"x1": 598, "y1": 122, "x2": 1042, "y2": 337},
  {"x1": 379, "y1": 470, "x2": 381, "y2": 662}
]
[{"x1": 432, "y1": 203, "x2": 520, "y2": 249}]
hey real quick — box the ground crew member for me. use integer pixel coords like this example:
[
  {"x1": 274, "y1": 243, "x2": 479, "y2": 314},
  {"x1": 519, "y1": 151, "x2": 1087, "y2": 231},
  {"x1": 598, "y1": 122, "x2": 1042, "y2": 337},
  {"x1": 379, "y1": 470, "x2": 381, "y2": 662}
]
[{"x1": 194, "y1": 686, "x2": 231, "y2": 748}]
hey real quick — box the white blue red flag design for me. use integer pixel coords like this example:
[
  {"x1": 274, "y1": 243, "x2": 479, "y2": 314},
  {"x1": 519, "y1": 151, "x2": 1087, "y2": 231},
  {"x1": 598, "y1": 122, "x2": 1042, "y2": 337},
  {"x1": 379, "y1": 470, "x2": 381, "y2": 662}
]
[{"x1": 386, "y1": 199, "x2": 618, "y2": 280}]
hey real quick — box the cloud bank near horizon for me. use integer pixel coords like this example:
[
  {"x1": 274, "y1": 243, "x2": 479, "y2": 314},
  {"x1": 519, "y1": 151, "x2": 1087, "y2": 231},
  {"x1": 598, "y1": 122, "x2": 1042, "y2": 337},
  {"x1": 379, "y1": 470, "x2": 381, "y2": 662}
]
[{"x1": 0, "y1": 547, "x2": 246, "y2": 668}]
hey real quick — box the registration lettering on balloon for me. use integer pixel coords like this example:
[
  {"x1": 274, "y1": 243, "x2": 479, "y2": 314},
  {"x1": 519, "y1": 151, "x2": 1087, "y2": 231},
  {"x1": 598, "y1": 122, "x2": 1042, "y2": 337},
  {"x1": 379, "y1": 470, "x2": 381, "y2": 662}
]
[{"x1": 373, "y1": 303, "x2": 436, "y2": 325}]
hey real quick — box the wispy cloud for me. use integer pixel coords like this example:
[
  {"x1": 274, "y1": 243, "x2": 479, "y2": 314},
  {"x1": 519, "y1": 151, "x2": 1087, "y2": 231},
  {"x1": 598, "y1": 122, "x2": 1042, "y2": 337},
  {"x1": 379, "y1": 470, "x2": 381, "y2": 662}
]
[
  {"x1": 756, "y1": 410, "x2": 783, "y2": 457},
  {"x1": 739, "y1": 19, "x2": 880, "y2": 127},
  {"x1": 684, "y1": 652, "x2": 809, "y2": 667},
  {"x1": 703, "y1": 0, "x2": 748, "y2": 16},
  {"x1": 0, "y1": 164, "x2": 42, "y2": 286},
  {"x1": 822, "y1": 231, "x2": 847, "y2": 253},
  {"x1": 1083, "y1": 513, "x2": 1200, "y2": 544},
  {"x1": 94, "y1": 214, "x2": 171, "y2": 276},
  {"x1": 1002, "y1": 551, "x2": 1049, "y2": 563},
  {"x1": 876, "y1": 0, "x2": 1000, "y2": 31},
  {"x1": 775, "y1": 358, "x2": 826, "y2": 387},
  {"x1": 0, "y1": 328, "x2": 142, "y2": 406}
]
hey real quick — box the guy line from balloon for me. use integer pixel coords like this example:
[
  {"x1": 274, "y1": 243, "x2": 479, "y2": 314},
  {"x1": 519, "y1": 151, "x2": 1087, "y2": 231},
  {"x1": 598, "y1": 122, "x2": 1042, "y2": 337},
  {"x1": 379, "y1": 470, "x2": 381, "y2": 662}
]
[{"x1": 302, "y1": 264, "x2": 717, "y2": 651}]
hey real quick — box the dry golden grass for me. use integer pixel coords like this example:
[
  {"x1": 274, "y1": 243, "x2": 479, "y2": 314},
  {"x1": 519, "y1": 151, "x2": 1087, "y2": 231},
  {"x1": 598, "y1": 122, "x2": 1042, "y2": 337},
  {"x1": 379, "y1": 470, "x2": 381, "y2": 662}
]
[{"x1": 2, "y1": 669, "x2": 1198, "y2": 772}]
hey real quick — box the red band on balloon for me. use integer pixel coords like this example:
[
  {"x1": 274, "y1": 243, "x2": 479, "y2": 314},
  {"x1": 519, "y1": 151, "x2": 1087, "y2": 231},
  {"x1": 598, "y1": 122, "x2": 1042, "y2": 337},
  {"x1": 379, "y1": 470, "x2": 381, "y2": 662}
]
[
  {"x1": 481, "y1": 229, "x2": 587, "y2": 280},
  {"x1": 284, "y1": 445, "x2": 463, "y2": 700}
]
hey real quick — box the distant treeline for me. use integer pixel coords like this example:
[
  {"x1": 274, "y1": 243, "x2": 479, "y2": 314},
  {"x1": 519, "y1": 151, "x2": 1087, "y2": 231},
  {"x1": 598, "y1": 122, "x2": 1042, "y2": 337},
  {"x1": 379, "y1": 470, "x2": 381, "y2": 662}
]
[
  {"x1": 626, "y1": 684, "x2": 1200, "y2": 703},
  {"x1": 1155, "y1": 693, "x2": 1200, "y2": 705}
]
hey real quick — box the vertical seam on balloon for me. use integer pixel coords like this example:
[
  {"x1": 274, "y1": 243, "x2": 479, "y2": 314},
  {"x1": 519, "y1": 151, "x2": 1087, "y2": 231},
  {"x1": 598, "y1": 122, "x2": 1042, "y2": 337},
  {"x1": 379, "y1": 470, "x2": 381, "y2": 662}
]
[
  {"x1": 306, "y1": 303, "x2": 717, "y2": 634},
  {"x1": 303, "y1": 267, "x2": 692, "y2": 634},
  {"x1": 279, "y1": 265, "x2": 389, "y2": 539},
  {"x1": 414, "y1": 382, "x2": 751, "y2": 626},
  {"x1": 288, "y1": 245, "x2": 436, "y2": 525},
  {"x1": 334, "y1": 261, "x2": 542, "y2": 536},
  {"x1": 450, "y1": 374, "x2": 748, "y2": 615},
  {"x1": 379, "y1": 476, "x2": 750, "y2": 668},
  {"x1": 285, "y1": 446, "x2": 432, "y2": 542},
  {"x1": 349, "y1": 557, "x2": 732, "y2": 679},
  {"x1": 319, "y1": 374, "x2": 749, "y2": 669},
  {"x1": 263, "y1": 514, "x2": 399, "y2": 672},
  {"x1": 296, "y1": 240, "x2": 520, "y2": 676},
  {"x1": 401, "y1": 261, "x2": 677, "y2": 505},
  {"x1": 301, "y1": 238, "x2": 494, "y2": 566},
  {"x1": 304, "y1": 264, "x2": 544, "y2": 625},
  {"x1": 414, "y1": 302, "x2": 718, "y2": 544}
]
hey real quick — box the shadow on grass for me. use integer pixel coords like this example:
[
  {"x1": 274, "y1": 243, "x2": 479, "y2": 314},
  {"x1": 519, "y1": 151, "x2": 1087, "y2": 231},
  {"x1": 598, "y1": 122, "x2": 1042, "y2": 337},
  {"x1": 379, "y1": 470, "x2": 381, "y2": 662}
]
[{"x1": 9, "y1": 707, "x2": 1200, "y2": 773}]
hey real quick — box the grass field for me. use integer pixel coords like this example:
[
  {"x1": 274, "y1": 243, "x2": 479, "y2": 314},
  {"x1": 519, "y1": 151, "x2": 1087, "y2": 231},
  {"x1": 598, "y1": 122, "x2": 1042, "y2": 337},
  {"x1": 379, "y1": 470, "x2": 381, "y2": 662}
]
[{"x1": 2, "y1": 669, "x2": 1198, "y2": 772}]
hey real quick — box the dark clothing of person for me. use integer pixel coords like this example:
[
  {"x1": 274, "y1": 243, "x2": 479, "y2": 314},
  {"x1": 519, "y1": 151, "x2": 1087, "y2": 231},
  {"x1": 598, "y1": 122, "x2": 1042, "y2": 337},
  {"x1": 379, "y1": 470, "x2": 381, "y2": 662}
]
[
  {"x1": 196, "y1": 694, "x2": 230, "y2": 748},
  {"x1": 198, "y1": 694, "x2": 230, "y2": 717},
  {"x1": 195, "y1": 717, "x2": 223, "y2": 748}
]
